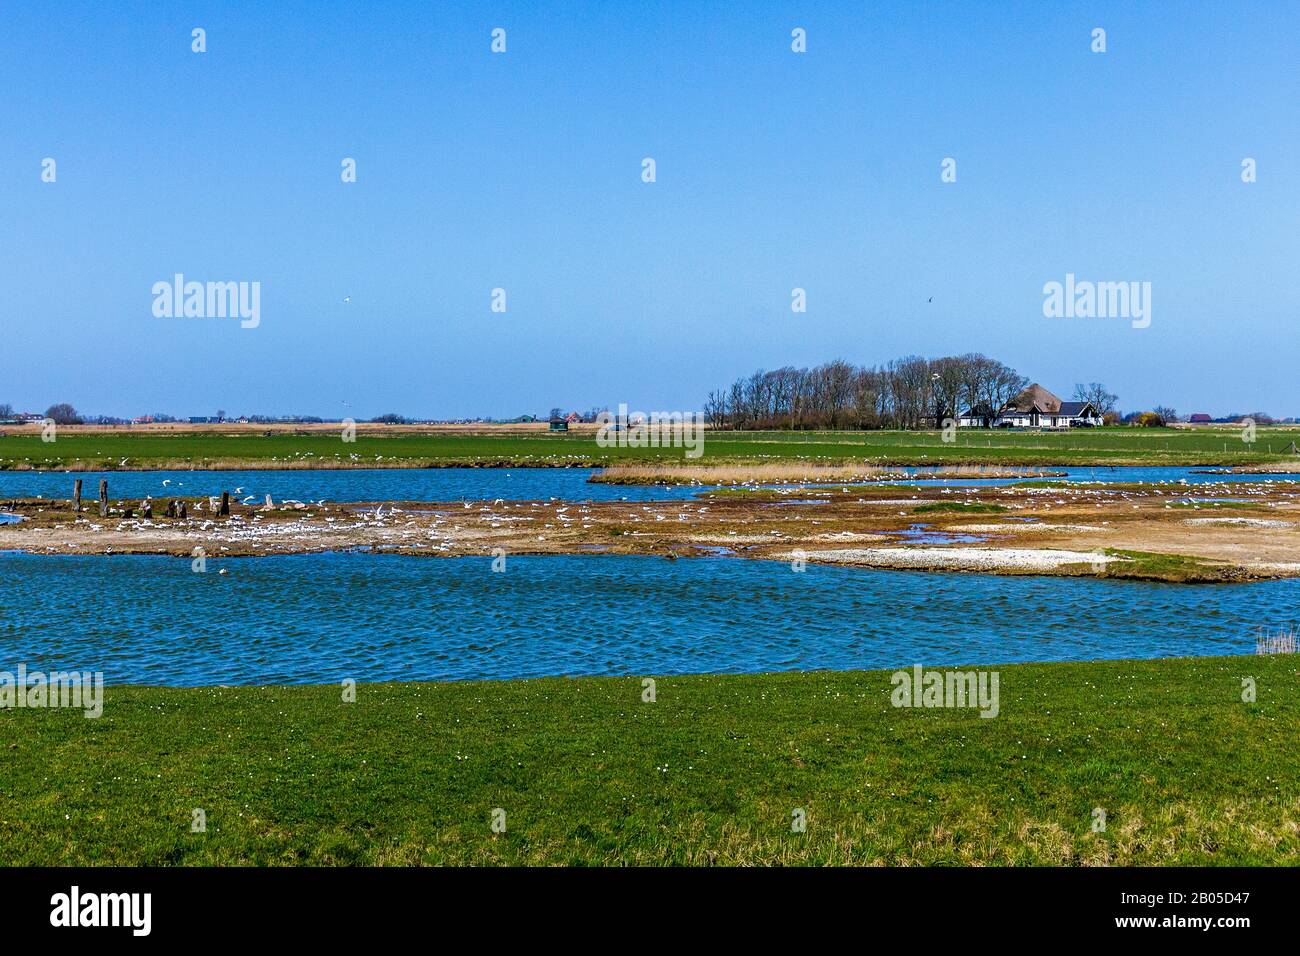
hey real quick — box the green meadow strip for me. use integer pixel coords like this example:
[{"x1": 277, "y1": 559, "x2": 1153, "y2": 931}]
[{"x1": 2, "y1": 655, "x2": 1296, "y2": 865}]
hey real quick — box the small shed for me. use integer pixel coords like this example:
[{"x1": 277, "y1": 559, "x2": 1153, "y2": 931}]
[{"x1": 549, "y1": 419, "x2": 569, "y2": 432}]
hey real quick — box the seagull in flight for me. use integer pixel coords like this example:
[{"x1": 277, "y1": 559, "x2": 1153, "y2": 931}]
[{"x1": 343, "y1": 296, "x2": 352, "y2": 304}]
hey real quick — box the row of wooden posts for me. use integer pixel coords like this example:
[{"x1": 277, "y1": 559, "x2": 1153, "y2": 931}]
[{"x1": 72, "y1": 479, "x2": 229, "y2": 518}]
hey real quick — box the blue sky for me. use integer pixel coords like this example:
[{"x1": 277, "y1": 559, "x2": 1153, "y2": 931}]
[{"x1": 2, "y1": 1, "x2": 1296, "y2": 419}]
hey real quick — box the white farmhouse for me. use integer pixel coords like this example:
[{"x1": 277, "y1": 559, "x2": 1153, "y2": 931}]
[{"x1": 959, "y1": 384, "x2": 1103, "y2": 429}]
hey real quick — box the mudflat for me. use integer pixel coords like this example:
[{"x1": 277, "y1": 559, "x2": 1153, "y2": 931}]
[{"x1": 4, "y1": 479, "x2": 1298, "y2": 581}]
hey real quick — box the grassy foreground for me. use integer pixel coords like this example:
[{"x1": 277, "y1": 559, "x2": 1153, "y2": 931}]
[
  {"x1": 2, "y1": 425, "x2": 1299, "y2": 469},
  {"x1": 2, "y1": 656, "x2": 1297, "y2": 865}
]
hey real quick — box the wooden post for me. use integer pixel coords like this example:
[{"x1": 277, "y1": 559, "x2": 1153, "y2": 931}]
[
  {"x1": 98, "y1": 479, "x2": 108, "y2": 517},
  {"x1": 218, "y1": 491, "x2": 230, "y2": 516},
  {"x1": 179, "y1": 501, "x2": 187, "y2": 519},
  {"x1": 165, "y1": 500, "x2": 177, "y2": 518},
  {"x1": 73, "y1": 478, "x2": 82, "y2": 512}
]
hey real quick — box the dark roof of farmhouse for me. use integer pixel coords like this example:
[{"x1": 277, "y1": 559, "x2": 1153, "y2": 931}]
[{"x1": 1058, "y1": 401, "x2": 1093, "y2": 416}]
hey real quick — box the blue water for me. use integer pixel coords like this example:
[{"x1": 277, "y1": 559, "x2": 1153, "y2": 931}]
[
  {"x1": 0, "y1": 552, "x2": 1286, "y2": 685},
  {"x1": 0, "y1": 465, "x2": 1294, "y2": 503},
  {"x1": 0, "y1": 468, "x2": 653, "y2": 504},
  {"x1": 894, "y1": 523, "x2": 988, "y2": 544}
]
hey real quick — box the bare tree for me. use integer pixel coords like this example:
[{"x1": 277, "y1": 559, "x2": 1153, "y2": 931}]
[
  {"x1": 954, "y1": 353, "x2": 992, "y2": 420},
  {"x1": 850, "y1": 367, "x2": 883, "y2": 428},
  {"x1": 703, "y1": 390, "x2": 728, "y2": 429},
  {"x1": 891, "y1": 356, "x2": 931, "y2": 429},
  {"x1": 1073, "y1": 383, "x2": 1118, "y2": 416},
  {"x1": 707, "y1": 354, "x2": 1031, "y2": 431},
  {"x1": 986, "y1": 364, "x2": 1028, "y2": 416},
  {"x1": 929, "y1": 356, "x2": 966, "y2": 426},
  {"x1": 727, "y1": 380, "x2": 746, "y2": 428},
  {"x1": 45, "y1": 403, "x2": 81, "y2": 424}
]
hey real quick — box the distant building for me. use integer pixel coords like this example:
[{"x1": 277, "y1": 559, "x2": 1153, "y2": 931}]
[
  {"x1": 549, "y1": 418, "x2": 569, "y2": 432},
  {"x1": 1189, "y1": 413, "x2": 1212, "y2": 423},
  {"x1": 957, "y1": 403, "x2": 999, "y2": 429}
]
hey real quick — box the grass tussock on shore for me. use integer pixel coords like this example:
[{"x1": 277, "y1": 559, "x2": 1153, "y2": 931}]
[
  {"x1": 1071, "y1": 549, "x2": 1252, "y2": 583},
  {"x1": 912, "y1": 501, "x2": 1009, "y2": 514},
  {"x1": 2, "y1": 656, "x2": 1297, "y2": 866}
]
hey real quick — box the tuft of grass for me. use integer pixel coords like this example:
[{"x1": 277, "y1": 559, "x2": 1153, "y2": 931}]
[
  {"x1": 1066, "y1": 549, "x2": 1249, "y2": 583},
  {"x1": 913, "y1": 502, "x2": 1009, "y2": 514},
  {"x1": 1, "y1": 656, "x2": 1297, "y2": 866}
]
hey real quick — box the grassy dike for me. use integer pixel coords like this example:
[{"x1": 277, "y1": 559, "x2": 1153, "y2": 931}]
[{"x1": 2, "y1": 656, "x2": 1297, "y2": 866}]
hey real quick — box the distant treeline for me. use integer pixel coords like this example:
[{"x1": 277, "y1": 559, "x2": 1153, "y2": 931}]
[{"x1": 703, "y1": 354, "x2": 1030, "y2": 430}]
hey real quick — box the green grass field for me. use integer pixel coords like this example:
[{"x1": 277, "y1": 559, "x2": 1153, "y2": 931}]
[
  {"x1": 1, "y1": 426, "x2": 1297, "y2": 469},
  {"x1": 3, "y1": 656, "x2": 1295, "y2": 865}
]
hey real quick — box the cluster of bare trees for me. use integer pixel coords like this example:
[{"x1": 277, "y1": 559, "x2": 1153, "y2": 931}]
[
  {"x1": 1072, "y1": 383, "x2": 1119, "y2": 417},
  {"x1": 704, "y1": 354, "x2": 1029, "y2": 430},
  {"x1": 45, "y1": 403, "x2": 82, "y2": 424},
  {"x1": 0, "y1": 403, "x2": 82, "y2": 423}
]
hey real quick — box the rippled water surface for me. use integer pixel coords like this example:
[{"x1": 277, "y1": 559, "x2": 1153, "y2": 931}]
[
  {"x1": 0, "y1": 465, "x2": 1295, "y2": 503},
  {"x1": 0, "y1": 552, "x2": 1286, "y2": 685}
]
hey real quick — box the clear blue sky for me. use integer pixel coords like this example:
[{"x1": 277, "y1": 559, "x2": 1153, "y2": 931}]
[{"x1": 2, "y1": 1, "x2": 1296, "y2": 419}]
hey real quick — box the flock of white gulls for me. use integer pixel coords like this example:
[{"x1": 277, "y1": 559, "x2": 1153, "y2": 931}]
[{"x1": 12, "y1": 477, "x2": 1299, "y2": 573}]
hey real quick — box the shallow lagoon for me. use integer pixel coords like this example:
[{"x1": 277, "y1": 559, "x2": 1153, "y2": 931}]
[
  {"x1": 0, "y1": 465, "x2": 1294, "y2": 504},
  {"x1": 0, "y1": 552, "x2": 1287, "y2": 685}
]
